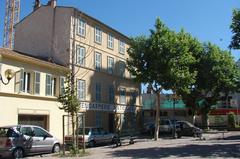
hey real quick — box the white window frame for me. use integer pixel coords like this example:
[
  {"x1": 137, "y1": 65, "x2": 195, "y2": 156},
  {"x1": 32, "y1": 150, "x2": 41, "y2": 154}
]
[
  {"x1": 59, "y1": 76, "x2": 65, "y2": 95},
  {"x1": 108, "y1": 34, "x2": 114, "y2": 49},
  {"x1": 77, "y1": 79, "x2": 86, "y2": 100},
  {"x1": 45, "y1": 74, "x2": 56, "y2": 96},
  {"x1": 76, "y1": 45, "x2": 86, "y2": 66},
  {"x1": 95, "y1": 26, "x2": 102, "y2": 44},
  {"x1": 95, "y1": 83, "x2": 101, "y2": 102},
  {"x1": 119, "y1": 88, "x2": 126, "y2": 104},
  {"x1": 119, "y1": 40, "x2": 125, "y2": 54},
  {"x1": 34, "y1": 72, "x2": 40, "y2": 95},
  {"x1": 77, "y1": 18, "x2": 86, "y2": 37},
  {"x1": 21, "y1": 71, "x2": 31, "y2": 93},
  {"x1": 95, "y1": 52, "x2": 102, "y2": 71},
  {"x1": 107, "y1": 57, "x2": 114, "y2": 74}
]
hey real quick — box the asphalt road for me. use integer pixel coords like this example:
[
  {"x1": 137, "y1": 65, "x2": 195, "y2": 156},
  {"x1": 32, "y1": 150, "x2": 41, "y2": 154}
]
[{"x1": 27, "y1": 131, "x2": 240, "y2": 159}]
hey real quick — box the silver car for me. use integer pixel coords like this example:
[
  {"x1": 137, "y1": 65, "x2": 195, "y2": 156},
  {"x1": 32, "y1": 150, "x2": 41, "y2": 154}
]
[
  {"x1": 0, "y1": 125, "x2": 60, "y2": 158},
  {"x1": 65, "y1": 127, "x2": 117, "y2": 147}
]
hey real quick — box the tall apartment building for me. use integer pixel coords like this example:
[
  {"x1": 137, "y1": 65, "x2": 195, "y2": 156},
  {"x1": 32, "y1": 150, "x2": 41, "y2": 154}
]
[
  {"x1": 13, "y1": 1, "x2": 141, "y2": 133},
  {"x1": 0, "y1": 48, "x2": 68, "y2": 141}
]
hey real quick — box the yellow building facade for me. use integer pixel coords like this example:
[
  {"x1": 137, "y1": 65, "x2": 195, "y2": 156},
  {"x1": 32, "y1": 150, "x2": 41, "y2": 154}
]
[
  {"x1": 0, "y1": 48, "x2": 68, "y2": 142},
  {"x1": 13, "y1": 2, "x2": 141, "y2": 133}
]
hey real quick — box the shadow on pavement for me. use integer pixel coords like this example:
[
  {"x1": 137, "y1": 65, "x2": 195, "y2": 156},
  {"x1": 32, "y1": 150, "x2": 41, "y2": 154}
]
[
  {"x1": 224, "y1": 135, "x2": 240, "y2": 140},
  {"x1": 108, "y1": 143, "x2": 240, "y2": 158}
]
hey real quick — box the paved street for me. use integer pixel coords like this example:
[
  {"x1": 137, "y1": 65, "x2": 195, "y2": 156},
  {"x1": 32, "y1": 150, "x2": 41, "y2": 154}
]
[{"x1": 28, "y1": 131, "x2": 240, "y2": 159}]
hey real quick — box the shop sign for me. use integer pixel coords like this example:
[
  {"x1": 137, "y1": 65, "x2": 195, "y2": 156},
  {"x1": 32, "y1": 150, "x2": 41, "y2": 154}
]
[
  {"x1": 80, "y1": 102, "x2": 136, "y2": 113},
  {"x1": 80, "y1": 102, "x2": 115, "y2": 112},
  {"x1": 115, "y1": 105, "x2": 136, "y2": 113}
]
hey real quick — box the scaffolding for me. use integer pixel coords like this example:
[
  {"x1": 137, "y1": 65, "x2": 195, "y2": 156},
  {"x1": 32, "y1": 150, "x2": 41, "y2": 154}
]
[{"x1": 3, "y1": 0, "x2": 20, "y2": 49}]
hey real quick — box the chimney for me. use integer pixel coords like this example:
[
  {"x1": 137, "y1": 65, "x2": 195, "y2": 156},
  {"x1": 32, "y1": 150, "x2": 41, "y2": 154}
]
[
  {"x1": 33, "y1": 0, "x2": 41, "y2": 11},
  {"x1": 47, "y1": 0, "x2": 57, "y2": 8}
]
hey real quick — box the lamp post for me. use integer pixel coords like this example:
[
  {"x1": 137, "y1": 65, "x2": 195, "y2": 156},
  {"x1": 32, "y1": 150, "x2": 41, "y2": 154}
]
[
  {"x1": 0, "y1": 69, "x2": 14, "y2": 85},
  {"x1": 172, "y1": 92, "x2": 177, "y2": 139}
]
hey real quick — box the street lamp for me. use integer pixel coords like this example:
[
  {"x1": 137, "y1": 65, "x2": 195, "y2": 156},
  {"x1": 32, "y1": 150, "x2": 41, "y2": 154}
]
[{"x1": 0, "y1": 69, "x2": 14, "y2": 85}]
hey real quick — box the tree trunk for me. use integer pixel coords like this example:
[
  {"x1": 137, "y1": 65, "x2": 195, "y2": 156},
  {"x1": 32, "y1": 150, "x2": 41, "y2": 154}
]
[
  {"x1": 71, "y1": 113, "x2": 77, "y2": 151},
  {"x1": 202, "y1": 112, "x2": 209, "y2": 130},
  {"x1": 154, "y1": 92, "x2": 160, "y2": 140}
]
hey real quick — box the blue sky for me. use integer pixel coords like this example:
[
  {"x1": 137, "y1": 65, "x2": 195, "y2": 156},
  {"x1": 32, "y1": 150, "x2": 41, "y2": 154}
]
[
  {"x1": 0, "y1": 0, "x2": 239, "y2": 60},
  {"x1": 0, "y1": 0, "x2": 239, "y2": 93}
]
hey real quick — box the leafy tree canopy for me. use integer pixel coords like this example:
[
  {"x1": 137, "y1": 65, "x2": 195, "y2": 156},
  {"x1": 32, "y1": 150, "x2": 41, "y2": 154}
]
[{"x1": 230, "y1": 9, "x2": 240, "y2": 49}]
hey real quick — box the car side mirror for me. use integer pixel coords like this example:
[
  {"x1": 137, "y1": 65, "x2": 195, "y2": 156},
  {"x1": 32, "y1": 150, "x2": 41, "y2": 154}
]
[{"x1": 43, "y1": 135, "x2": 48, "y2": 140}]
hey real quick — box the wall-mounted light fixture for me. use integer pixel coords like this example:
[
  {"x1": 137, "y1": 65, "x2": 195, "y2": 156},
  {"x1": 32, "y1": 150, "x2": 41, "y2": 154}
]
[{"x1": 0, "y1": 69, "x2": 15, "y2": 85}]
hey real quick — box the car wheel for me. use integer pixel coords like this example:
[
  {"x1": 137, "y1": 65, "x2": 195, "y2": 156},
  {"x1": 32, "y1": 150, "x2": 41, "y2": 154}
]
[
  {"x1": 89, "y1": 140, "x2": 96, "y2": 147},
  {"x1": 111, "y1": 137, "x2": 118, "y2": 144},
  {"x1": 13, "y1": 147, "x2": 24, "y2": 158},
  {"x1": 52, "y1": 143, "x2": 60, "y2": 153}
]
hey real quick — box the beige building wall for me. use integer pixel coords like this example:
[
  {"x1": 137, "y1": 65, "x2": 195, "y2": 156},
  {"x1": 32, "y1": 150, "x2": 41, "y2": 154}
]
[
  {"x1": 0, "y1": 49, "x2": 68, "y2": 143},
  {"x1": 13, "y1": 4, "x2": 141, "y2": 132}
]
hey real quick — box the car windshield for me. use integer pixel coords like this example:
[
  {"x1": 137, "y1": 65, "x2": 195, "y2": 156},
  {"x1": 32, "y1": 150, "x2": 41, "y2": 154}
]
[
  {"x1": 78, "y1": 128, "x2": 90, "y2": 135},
  {"x1": 0, "y1": 127, "x2": 18, "y2": 137}
]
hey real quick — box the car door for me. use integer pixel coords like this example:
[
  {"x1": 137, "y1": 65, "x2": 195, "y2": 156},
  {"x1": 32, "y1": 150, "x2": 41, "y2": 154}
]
[
  {"x1": 31, "y1": 126, "x2": 54, "y2": 153},
  {"x1": 90, "y1": 128, "x2": 101, "y2": 144},
  {"x1": 100, "y1": 129, "x2": 111, "y2": 144},
  {"x1": 20, "y1": 126, "x2": 35, "y2": 153},
  {"x1": 181, "y1": 122, "x2": 192, "y2": 136}
]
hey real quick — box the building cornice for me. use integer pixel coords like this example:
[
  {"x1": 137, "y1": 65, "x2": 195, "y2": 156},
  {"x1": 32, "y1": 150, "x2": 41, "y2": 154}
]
[{"x1": 0, "y1": 92, "x2": 58, "y2": 102}]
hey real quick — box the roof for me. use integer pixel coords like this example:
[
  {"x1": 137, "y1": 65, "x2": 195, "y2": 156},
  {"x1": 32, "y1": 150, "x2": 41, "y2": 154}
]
[
  {"x1": 15, "y1": 5, "x2": 130, "y2": 43},
  {"x1": 0, "y1": 48, "x2": 69, "y2": 71}
]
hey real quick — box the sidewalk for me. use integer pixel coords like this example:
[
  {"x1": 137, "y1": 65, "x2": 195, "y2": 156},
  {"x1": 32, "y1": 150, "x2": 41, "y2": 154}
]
[{"x1": 27, "y1": 131, "x2": 240, "y2": 159}]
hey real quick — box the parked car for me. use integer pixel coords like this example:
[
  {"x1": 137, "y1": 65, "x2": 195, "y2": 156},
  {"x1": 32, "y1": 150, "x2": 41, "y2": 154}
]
[
  {"x1": 176, "y1": 121, "x2": 203, "y2": 138},
  {"x1": 65, "y1": 127, "x2": 117, "y2": 147},
  {"x1": 142, "y1": 119, "x2": 178, "y2": 135},
  {"x1": 0, "y1": 125, "x2": 60, "y2": 158}
]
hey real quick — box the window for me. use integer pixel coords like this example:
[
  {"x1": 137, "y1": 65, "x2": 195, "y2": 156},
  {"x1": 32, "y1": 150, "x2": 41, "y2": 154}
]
[
  {"x1": 130, "y1": 90, "x2": 137, "y2": 105},
  {"x1": 77, "y1": 19, "x2": 86, "y2": 37},
  {"x1": 77, "y1": 79, "x2": 86, "y2": 100},
  {"x1": 95, "y1": 112, "x2": 102, "y2": 127},
  {"x1": 119, "y1": 61, "x2": 125, "y2": 77},
  {"x1": 108, "y1": 34, "x2": 114, "y2": 49},
  {"x1": 107, "y1": 57, "x2": 114, "y2": 74},
  {"x1": 59, "y1": 76, "x2": 65, "y2": 95},
  {"x1": 95, "y1": 52, "x2": 102, "y2": 71},
  {"x1": 33, "y1": 127, "x2": 50, "y2": 137},
  {"x1": 20, "y1": 127, "x2": 33, "y2": 136},
  {"x1": 34, "y1": 72, "x2": 40, "y2": 95},
  {"x1": 119, "y1": 40, "x2": 125, "y2": 54},
  {"x1": 120, "y1": 88, "x2": 126, "y2": 104},
  {"x1": 109, "y1": 85, "x2": 115, "y2": 103},
  {"x1": 21, "y1": 71, "x2": 31, "y2": 93},
  {"x1": 45, "y1": 74, "x2": 56, "y2": 96},
  {"x1": 95, "y1": 83, "x2": 101, "y2": 102},
  {"x1": 76, "y1": 46, "x2": 85, "y2": 66},
  {"x1": 95, "y1": 26, "x2": 102, "y2": 44}
]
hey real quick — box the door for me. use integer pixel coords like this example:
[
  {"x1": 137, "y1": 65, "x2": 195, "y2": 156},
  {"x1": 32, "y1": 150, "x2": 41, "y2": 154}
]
[
  {"x1": 108, "y1": 113, "x2": 114, "y2": 133},
  {"x1": 18, "y1": 115, "x2": 48, "y2": 130},
  {"x1": 31, "y1": 126, "x2": 54, "y2": 153}
]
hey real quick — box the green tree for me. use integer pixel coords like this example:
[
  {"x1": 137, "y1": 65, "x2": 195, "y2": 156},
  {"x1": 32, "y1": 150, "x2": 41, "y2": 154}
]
[
  {"x1": 182, "y1": 43, "x2": 240, "y2": 128},
  {"x1": 230, "y1": 9, "x2": 240, "y2": 49},
  {"x1": 127, "y1": 18, "x2": 197, "y2": 140},
  {"x1": 58, "y1": 75, "x2": 80, "y2": 154}
]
